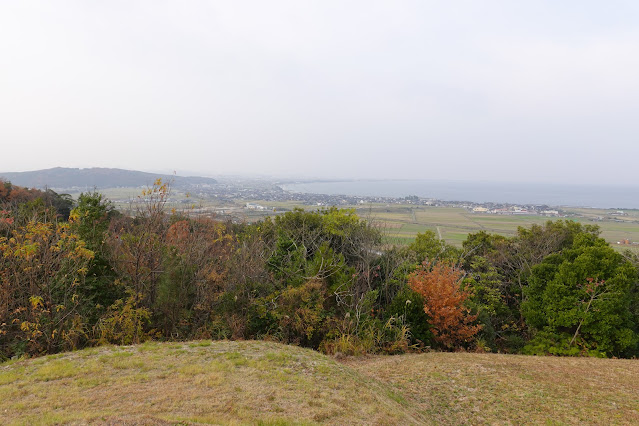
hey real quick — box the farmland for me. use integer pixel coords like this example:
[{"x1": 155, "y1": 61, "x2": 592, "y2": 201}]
[
  {"x1": 66, "y1": 184, "x2": 639, "y2": 252},
  {"x1": 239, "y1": 201, "x2": 639, "y2": 252},
  {"x1": 347, "y1": 205, "x2": 639, "y2": 251}
]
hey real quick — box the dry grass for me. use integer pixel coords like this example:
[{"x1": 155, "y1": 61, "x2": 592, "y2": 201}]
[
  {"x1": 346, "y1": 352, "x2": 639, "y2": 425},
  {"x1": 0, "y1": 341, "x2": 420, "y2": 425},
  {"x1": 2, "y1": 342, "x2": 639, "y2": 425}
]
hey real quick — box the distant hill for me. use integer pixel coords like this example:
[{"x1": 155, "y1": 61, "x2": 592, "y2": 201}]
[{"x1": 0, "y1": 167, "x2": 217, "y2": 190}]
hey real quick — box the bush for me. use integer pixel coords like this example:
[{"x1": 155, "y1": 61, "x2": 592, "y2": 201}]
[
  {"x1": 97, "y1": 290, "x2": 151, "y2": 345},
  {"x1": 0, "y1": 220, "x2": 93, "y2": 358}
]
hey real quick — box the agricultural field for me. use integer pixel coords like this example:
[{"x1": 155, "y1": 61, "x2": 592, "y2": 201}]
[
  {"x1": 68, "y1": 186, "x2": 639, "y2": 252},
  {"x1": 345, "y1": 205, "x2": 639, "y2": 252}
]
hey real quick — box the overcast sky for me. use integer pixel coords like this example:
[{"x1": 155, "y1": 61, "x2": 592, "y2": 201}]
[{"x1": 1, "y1": 1, "x2": 638, "y2": 184}]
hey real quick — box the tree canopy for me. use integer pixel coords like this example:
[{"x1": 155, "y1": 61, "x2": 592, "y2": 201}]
[{"x1": 2, "y1": 182, "x2": 638, "y2": 360}]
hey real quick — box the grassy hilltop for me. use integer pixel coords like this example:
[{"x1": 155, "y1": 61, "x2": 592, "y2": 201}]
[{"x1": 1, "y1": 341, "x2": 638, "y2": 425}]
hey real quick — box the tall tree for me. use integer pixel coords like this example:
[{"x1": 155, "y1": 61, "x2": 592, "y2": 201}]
[{"x1": 522, "y1": 233, "x2": 639, "y2": 357}]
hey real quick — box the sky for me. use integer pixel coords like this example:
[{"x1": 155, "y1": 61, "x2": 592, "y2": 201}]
[{"x1": 1, "y1": 1, "x2": 639, "y2": 184}]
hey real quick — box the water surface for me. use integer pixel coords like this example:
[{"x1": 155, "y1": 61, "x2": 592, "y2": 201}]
[{"x1": 281, "y1": 180, "x2": 639, "y2": 209}]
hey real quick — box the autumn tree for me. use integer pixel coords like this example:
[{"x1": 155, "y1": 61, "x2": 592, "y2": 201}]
[
  {"x1": 0, "y1": 180, "x2": 73, "y2": 222},
  {"x1": 156, "y1": 216, "x2": 235, "y2": 338},
  {"x1": 408, "y1": 261, "x2": 481, "y2": 350},
  {"x1": 104, "y1": 180, "x2": 238, "y2": 339},
  {"x1": 0, "y1": 220, "x2": 94, "y2": 358},
  {"x1": 107, "y1": 179, "x2": 170, "y2": 308}
]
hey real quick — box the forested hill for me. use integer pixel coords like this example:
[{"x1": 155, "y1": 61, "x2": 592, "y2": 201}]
[{"x1": 0, "y1": 167, "x2": 217, "y2": 190}]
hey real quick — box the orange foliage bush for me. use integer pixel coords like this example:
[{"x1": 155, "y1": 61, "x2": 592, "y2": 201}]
[{"x1": 409, "y1": 262, "x2": 481, "y2": 349}]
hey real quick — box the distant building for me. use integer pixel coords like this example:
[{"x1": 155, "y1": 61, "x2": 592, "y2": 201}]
[
  {"x1": 491, "y1": 208, "x2": 510, "y2": 214},
  {"x1": 245, "y1": 203, "x2": 266, "y2": 211},
  {"x1": 472, "y1": 207, "x2": 489, "y2": 213}
]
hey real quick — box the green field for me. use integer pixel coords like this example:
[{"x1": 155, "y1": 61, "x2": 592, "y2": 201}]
[{"x1": 350, "y1": 205, "x2": 639, "y2": 252}]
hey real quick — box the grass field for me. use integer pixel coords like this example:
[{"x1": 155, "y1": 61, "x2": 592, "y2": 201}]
[
  {"x1": 348, "y1": 351, "x2": 639, "y2": 425},
  {"x1": 348, "y1": 205, "x2": 639, "y2": 252},
  {"x1": 2, "y1": 341, "x2": 638, "y2": 425}
]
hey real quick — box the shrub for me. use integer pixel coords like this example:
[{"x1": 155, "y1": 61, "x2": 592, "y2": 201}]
[
  {"x1": 97, "y1": 289, "x2": 151, "y2": 345},
  {"x1": 0, "y1": 220, "x2": 93, "y2": 358}
]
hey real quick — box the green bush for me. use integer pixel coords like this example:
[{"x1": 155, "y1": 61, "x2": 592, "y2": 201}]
[{"x1": 522, "y1": 235, "x2": 639, "y2": 357}]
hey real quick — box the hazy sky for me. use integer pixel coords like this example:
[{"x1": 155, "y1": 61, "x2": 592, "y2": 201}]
[{"x1": 2, "y1": 1, "x2": 639, "y2": 184}]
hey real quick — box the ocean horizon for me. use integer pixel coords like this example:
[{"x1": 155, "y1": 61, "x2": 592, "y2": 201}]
[{"x1": 281, "y1": 180, "x2": 639, "y2": 209}]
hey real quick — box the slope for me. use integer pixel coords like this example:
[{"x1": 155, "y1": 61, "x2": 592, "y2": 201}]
[
  {"x1": 0, "y1": 341, "x2": 421, "y2": 425},
  {"x1": 2, "y1": 341, "x2": 638, "y2": 424}
]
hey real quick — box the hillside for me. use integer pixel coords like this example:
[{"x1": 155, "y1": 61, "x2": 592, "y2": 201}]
[
  {"x1": 0, "y1": 341, "x2": 420, "y2": 425},
  {"x1": 0, "y1": 167, "x2": 217, "y2": 190},
  {"x1": 1, "y1": 341, "x2": 638, "y2": 425}
]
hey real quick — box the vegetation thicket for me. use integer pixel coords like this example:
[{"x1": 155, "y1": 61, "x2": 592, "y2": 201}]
[{"x1": 1, "y1": 179, "x2": 639, "y2": 361}]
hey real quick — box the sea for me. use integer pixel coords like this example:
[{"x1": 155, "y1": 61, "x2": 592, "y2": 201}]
[{"x1": 280, "y1": 180, "x2": 639, "y2": 209}]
